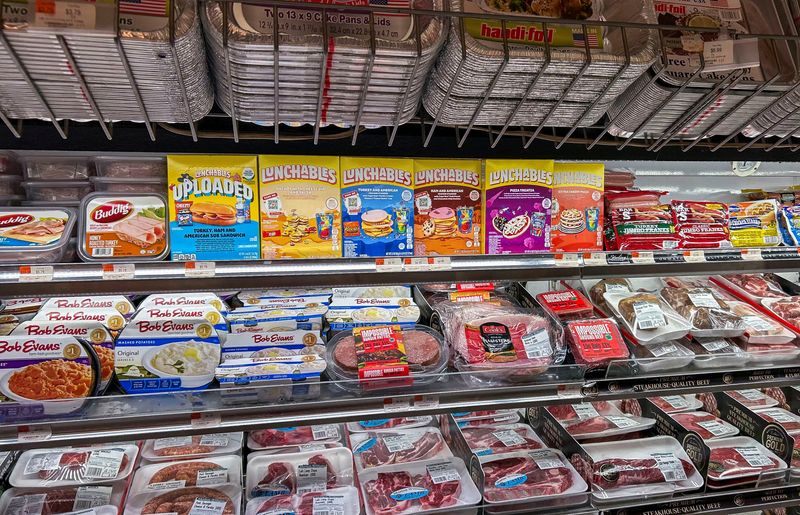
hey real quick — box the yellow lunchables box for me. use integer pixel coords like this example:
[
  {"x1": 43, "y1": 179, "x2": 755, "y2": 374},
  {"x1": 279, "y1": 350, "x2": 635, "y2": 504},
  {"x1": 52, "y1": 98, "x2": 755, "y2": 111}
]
[
  {"x1": 167, "y1": 155, "x2": 259, "y2": 261},
  {"x1": 259, "y1": 155, "x2": 342, "y2": 259}
]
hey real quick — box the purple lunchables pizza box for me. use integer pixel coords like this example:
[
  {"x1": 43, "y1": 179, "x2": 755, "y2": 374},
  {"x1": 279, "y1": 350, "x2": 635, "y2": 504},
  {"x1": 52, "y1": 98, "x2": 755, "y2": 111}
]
[{"x1": 484, "y1": 160, "x2": 555, "y2": 254}]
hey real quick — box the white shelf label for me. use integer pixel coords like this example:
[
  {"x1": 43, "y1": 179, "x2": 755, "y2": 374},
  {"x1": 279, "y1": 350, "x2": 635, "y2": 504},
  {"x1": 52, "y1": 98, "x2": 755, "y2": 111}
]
[
  {"x1": 554, "y1": 253, "x2": 580, "y2": 267},
  {"x1": 683, "y1": 250, "x2": 705, "y2": 263},
  {"x1": 632, "y1": 251, "x2": 655, "y2": 264},
  {"x1": 184, "y1": 261, "x2": 215, "y2": 278},
  {"x1": 413, "y1": 395, "x2": 439, "y2": 409},
  {"x1": 742, "y1": 249, "x2": 762, "y2": 261},
  {"x1": 35, "y1": 0, "x2": 96, "y2": 30},
  {"x1": 190, "y1": 412, "x2": 221, "y2": 428},
  {"x1": 18, "y1": 265, "x2": 53, "y2": 282},
  {"x1": 18, "y1": 425, "x2": 52, "y2": 442},
  {"x1": 383, "y1": 397, "x2": 411, "y2": 412},
  {"x1": 102, "y1": 263, "x2": 135, "y2": 280},
  {"x1": 403, "y1": 257, "x2": 430, "y2": 272},
  {"x1": 375, "y1": 258, "x2": 403, "y2": 273},
  {"x1": 428, "y1": 257, "x2": 451, "y2": 271},
  {"x1": 583, "y1": 252, "x2": 607, "y2": 266}
]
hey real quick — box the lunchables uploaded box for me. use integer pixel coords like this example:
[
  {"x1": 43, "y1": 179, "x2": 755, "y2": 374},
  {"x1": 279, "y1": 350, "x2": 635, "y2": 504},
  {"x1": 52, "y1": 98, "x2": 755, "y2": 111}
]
[
  {"x1": 340, "y1": 157, "x2": 414, "y2": 257},
  {"x1": 259, "y1": 155, "x2": 342, "y2": 259},
  {"x1": 414, "y1": 159, "x2": 482, "y2": 256},
  {"x1": 551, "y1": 162, "x2": 604, "y2": 252},
  {"x1": 484, "y1": 160, "x2": 554, "y2": 254},
  {"x1": 167, "y1": 155, "x2": 259, "y2": 261}
]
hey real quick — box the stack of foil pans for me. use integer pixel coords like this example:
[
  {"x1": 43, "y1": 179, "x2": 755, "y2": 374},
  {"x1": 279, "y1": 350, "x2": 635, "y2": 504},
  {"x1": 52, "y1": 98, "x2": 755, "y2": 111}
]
[
  {"x1": 421, "y1": 0, "x2": 658, "y2": 127},
  {"x1": 201, "y1": 0, "x2": 446, "y2": 127},
  {"x1": 0, "y1": 0, "x2": 213, "y2": 123},
  {"x1": 607, "y1": 0, "x2": 800, "y2": 140}
]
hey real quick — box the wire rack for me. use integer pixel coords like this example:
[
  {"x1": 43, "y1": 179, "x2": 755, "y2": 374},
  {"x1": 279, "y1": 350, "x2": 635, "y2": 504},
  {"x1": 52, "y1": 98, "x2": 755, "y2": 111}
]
[{"x1": 5, "y1": 0, "x2": 800, "y2": 153}]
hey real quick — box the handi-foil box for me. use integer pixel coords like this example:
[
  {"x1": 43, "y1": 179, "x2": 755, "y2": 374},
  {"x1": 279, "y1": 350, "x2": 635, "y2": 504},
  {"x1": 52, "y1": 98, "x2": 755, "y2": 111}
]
[{"x1": 167, "y1": 155, "x2": 260, "y2": 261}]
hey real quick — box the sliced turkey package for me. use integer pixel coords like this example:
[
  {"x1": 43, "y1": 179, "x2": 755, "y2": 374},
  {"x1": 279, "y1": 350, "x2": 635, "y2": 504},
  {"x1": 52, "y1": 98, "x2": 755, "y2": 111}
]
[
  {"x1": 459, "y1": 424, "x2": 546, "y2": 457},
  {"x1": 582, "y1": 436, "x2": 703, "y2": 502},
  {"x1": 247, "y1": 424, "x2": 344, "y2": 451},
  {"x1": 479, "y1": 449, "x2": 588, "y2": 504},
  {"x1": 246, "y1": 447, "x2": 354, "y2": 501},
  {"x1": 435, "y1": 300, "x2": 564, "y2": 386},
  {"x1": 358, "y1": 457, "x2": 481, "y2": 515},
  {"x1": 547, "y1": 403, "x2": 655, "y2": 441},
  {"x1": 244, "y1": 486, "x2": 361, "y2": 515},
  {"x1": 351, "y1": 428, "x2": 452, "y2": 470}
]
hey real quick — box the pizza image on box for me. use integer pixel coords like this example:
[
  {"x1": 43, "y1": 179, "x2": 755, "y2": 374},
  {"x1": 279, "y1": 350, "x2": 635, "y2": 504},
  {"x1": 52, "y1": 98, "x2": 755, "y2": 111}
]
[{"x1": 502, "y1": 214, "x2": 531, "y2": 239}]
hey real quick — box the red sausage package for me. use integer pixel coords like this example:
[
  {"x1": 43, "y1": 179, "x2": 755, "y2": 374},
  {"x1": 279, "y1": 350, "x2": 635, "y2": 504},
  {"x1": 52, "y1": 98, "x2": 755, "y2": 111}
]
[
  {"x1": 565, "y1": 318, "x2": 629, "y2": 367},
  {"x1": 671, "y1": 200, "x2": 731, "y2": 249},
  {"x1": 536, "y1": 288, "x2": 594, "y2": 322}
]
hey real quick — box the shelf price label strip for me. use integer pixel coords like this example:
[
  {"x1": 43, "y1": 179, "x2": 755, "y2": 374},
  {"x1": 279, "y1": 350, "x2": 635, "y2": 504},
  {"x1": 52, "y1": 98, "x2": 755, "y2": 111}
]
[
  {"x1": 18, "y1": 265, "x2": 53, "y2": 282},
  {"x1": 102, "y1": 263, "x2": 135, "y2": 280}
]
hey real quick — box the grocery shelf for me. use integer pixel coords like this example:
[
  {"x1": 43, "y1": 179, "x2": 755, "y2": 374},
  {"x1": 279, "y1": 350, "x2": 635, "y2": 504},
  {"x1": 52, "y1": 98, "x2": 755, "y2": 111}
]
[{"x1": 2, "y1": 248, "x2": 800, "y2": 296}]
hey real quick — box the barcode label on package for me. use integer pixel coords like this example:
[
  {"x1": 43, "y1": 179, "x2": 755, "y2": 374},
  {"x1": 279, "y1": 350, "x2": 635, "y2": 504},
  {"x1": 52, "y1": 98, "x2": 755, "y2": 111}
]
[
  {"x1": 759, "y1": 408, "x2": 798, "y2": 424},
  {"x1": 147, "y1": 480, "x2": 187, "y2": 490},
  {"x1": 650, "y1": 343, "x2": 678, "y2": 357},
  {"x1": 189, "y1": 498, "x2": 228, "y2": 515},
  {"x1": 7, "y1": 493, "x2": 46, "y2": 515},
  {"x1": 700, "y1": 339, "x2": 731, "y2": 352},
  {"x1": 85, "y1": 449, "x2": 125, "y2": 479},
  {"x1": 573, "y1": 404, "x2": 600, "y2": 420},
  {"x1": 737, "y1": 389, "x2": 765, "y2": 401},
  {"x1": 72, "y1": 486, "x2": 113, "y2": 511},
  {"x1": 697, "y1": 420, "x2": 731, "y2": 437},
  {"x1": 661, "y1": 396, "x2": 688, "y2": 409},
  {"x1": 313, "y1": 495, "x2": 345, "y2": 515},
  {"x1": 529, "y1": 450, "x2": 563, "y2": 470},
  {"x1": 741, "y1": 316, "x2": 774, "y2": 331},
  {"x1": 297, "y1": 464, "x2": 328, "y2": 494},
  {"x1": 384, "y1": 435, "x2": 415, "y2": 453},
  {"x1": 687, "y1": 291, "x2": 720, "y2": 309},
  {"x1": 24, "y1": 452, "x2": 62, "y2": 474},
  {"x1": 607, "y1": 416, "x2": 639, "y2": 429},
  {"x1": 299, "y1": 443, "x2": 328, "y2": 452},
  {"x1": 492, "y1": 429, "x2": 526, "y2": 447},
  {"x1": 632, "y1": 301, "x2": 667, "y2": 330},
  {"x1": 153, "y1": 436, "x2": 193, "y2": 451},
  {"x1": 651, "y1": 453, "x2": 687, "y2": 482},
  {"x1": 199, "y1": 435, "x2": 229, "y2": 447},
  {"x1": 426, "y1": 462, "x2": 460, "y2": 484},
  {"x1": 313, "y1": 425, "x2": 340, "y2": 441},
  {"x1": 522, "y1": 327, "x2": 553, "y2": 359},
  {"x1": 735, "y1": 447, "x2": 773, "y2": 468}
]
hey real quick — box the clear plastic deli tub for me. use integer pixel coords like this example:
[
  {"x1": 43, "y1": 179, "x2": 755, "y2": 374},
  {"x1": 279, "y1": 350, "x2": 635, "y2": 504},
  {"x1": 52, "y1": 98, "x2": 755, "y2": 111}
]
[
  {"x1": 0, "y1": 174, "x2": 20, "y2": 195},
  {"x1": 93, "y1": 156, "x2": 166, "y2": 178},
  {"x1": 0, "y1": 207, "x2": 76, "y2": 263},
  {"x1": 22, "y1": 156, "x2": 91, "y2": 180},
  {"x1": 22, "y1": 180, "x2": 92, "y2": 201},
  {"x1": 90, "y1": 176, "x2": 167, "y2": 194}
]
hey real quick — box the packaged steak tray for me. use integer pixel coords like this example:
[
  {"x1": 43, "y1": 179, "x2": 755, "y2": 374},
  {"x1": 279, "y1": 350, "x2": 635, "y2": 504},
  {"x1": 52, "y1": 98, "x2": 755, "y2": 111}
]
[
  {"x1": 479, "y1": 449, "x2": 587, "y2": 504},
  {"x1": 547, "y1": 401, "x2": 622, "y2": 422},
  {"x1": 326, "y1": 325, "x2": 448, "y2": 392},
  {"x1": 248, "y1": 424, "x2": 344, "y2": 451},
  {"x1": 451, "y1": 410, "x2": 518, "y2": 421},
  {"x1": 130, "y1": 455, "x2": 241, "y2": 494},
  {"x1": 660, "y1": 287, "x2": 745, "y2": 338},
  {"x1": 358, "y1": 457, "x2": 481, "y2": 515},
  {"x1": 649, "y1": 395, "x2": 703, "y2": 413},
  {"x1": 347, "y1": 417, "x2": 433, "y2": 433},
  {"x1": 581, "y1": 436, "x2": 703, "y2": 502},
  {"x1": 753, "y1": 407, "x2": 800, "y2": 432},
  {"x1": 728, "y1": 301, "x2": 796, "y2": 344},
  {"x1": 10, "y1": 444, "x2": 139, "y2": 488},
  {"x1": 553, "y1": 411, "x2": 655, "y2": 441},
  {"x1": 566, "y1": 318, "x2": 629, "y2": 368},
  {"x1": 243, "y1": 486, "x2": 360, "y2": 515},
  {"x1": 454, "y1": 412, "x2": 520, "y2": 428},
  {"x1": 246, "y1": 447, "x2": 354, "y2": 501},
  {"x1": 761, "y1": 296, "x2": 800, "y2": 333},
  {"x1": 712, "y1": 273, "x2": 789, "y2": 302},
  {"x1": 603, "y1": 291, "x2": 691, "y2": 344},
  {"x1": 0, "y1": 483, "x2": 126, "y2": 514},
  {"x1": 686, "y1": 338, "x2": 749, "y2": 369},
  {"x1": 351, "y1": 427, "x2": 451, "y2": 469},
  {"x1": 459, "y1": 423, "x2": 545, "y2": 457},
  {"x1": 587, "y1": 278, "x2": 633, "y2": 313},
  {"x1": 705, "y1": 437, "x2": 786, "y2": 483},
  {"x1": 435, "y1": 301, "x2": 565, "y2": 386},
  {"x1": 536, "y1": 288, "x2": 594, "y2": 322},
  {"x1": 141, "y1": 433, "x2": 243, "y2": 462},
  {"x1": 123, "y1": 484, "x2": 242, "y2": 515},
  {"x1": 738, "y1": 339, "x2": 800, "y2": 365},
  {"x1": 630, "y1": 339, "x2": 695, "y2": 373},
  {"x1": 670, "y1": 412, "x2": 739, "y2": 440},
  {"x1": 725, "y1": 390, "x2": 780, "y2": 409}
]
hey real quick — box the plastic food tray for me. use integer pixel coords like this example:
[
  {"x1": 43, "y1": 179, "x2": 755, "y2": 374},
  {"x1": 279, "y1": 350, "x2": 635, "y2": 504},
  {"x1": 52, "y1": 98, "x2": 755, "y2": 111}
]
[
  {"x1": 687, "y1": 338, "x2": 750, "y2": 369},
  {"x1": 0, "y1": 207, "x2": 76, "y2": 264},
  {"x1": 460, "y1": 423, "x2": 545, "y2": 457},
  {"x1": 22, "y1": 156, "x2": 91, "y2": 180},
  {"x1": 130, "y1": 455, "x2": 242, "y2": 494},
  {"x1": 671, "y1": 412, "x2": 740, "y2": 440},
  {"x1": 246, "y1": 447, "x2": 354, "y2": 501},
  {"x1": 141, "y1": 433, "x2": 244, "y2": 462},
  {"x1": 631, "y1": 340, "x2": 696, "y2": 373},
  {"x1": 351, "y1": 427, "x2": 452, "y2": 469},
  {"x1": 705, "y1": 436, "x2": 787, "y2": 481},
  {"x1": 348, "y1": 417, "x2": 434, "y2": 433},
  {"x1": 123, "y1": 483, "x2": 242, "y2": 515},
  {"x1": 726, "y1": 390, "x2": 781, "y2": 409},
  {"x1": 604, "y1": 291, "x2": 691, "y2": 344},
  {"x1": 93, "y1": 156, "x2": 166, "y2": 178},
  {"x1": 22, "y1": 180, "x2": 92, "y2": 201},
  {"x1": 90, "y1": 176, "x2": 167, "y2": 194},
  {"x1": 10, "y1": 444, "x2": 139, "y2": 488},
  {"x1": 247, "y1": 424, "x2": 344, "y2": 451},
  {"x1": 244, "y1": 486, "x2": 361, "y2": 515},
  {"x1": 0, "y1": 482, "x2": 127, "y2": 514},
  {"x1": 0, "y1": 174, "x2": 20, "y2": 195}
]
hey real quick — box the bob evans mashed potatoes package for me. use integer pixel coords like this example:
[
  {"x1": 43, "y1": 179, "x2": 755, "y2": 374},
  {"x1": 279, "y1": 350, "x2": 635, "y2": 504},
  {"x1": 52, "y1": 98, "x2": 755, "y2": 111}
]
[
  {"x1": 484, "y1": 159, "x2": 555, "y2": 254},
  {"x1": 259, "y1": 155, "x2": 342, "y2": 259},
  {"x1": 136, "y1": 293, "x2": 228, "y2": 314},
  {"x1": 220, "y1": 331, "x2": 324, "y2": 362},
  {"x1": 132, "y1": 304, "x2": 228, "y2": 344},
  {"x1": 167, "y1": 155, "x2": 259, "y2": 261},
  {"x1": 32, "y1": 308, "x2": 127, "y2": 332},
  {"x1": 341, "y1": 157, "x2": 414, "y2": 257},
  {"x1": 552, "y1": 163, "x2": 604, "y2": 252},
  {"x1": 326, "y1": 297, "x2": 421, "y2": 331},
  {"x1": 215, "y1": 354, "x2": 327, "y2": 387},
  {"x1": 227, "y1": 305, "x2": 327, "y2": 333},
  {"x1": 414, "y1": 159, "x2": 482, "y2": 256},
  {"x1": 40, "y1": 295, "x2": 135, "y2": 317},
  {"x1": 115, "y1": 318, "x2": 221, "y2": 393}
]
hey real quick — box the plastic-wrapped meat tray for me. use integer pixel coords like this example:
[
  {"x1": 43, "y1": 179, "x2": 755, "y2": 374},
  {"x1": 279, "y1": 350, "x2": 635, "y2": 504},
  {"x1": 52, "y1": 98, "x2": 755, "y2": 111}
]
[
  {"x1": 686, "y1": 338, "x2": 749, "y2": 369},
  {"x1": 351, "y1": 428, "x2": 451, "y2": 469},
  {"x1": 460, "y1": 424, "x2": 545, "y2": 456},
  {"x1": 141, "y1": 433, "x2": 243, "y2": 462},
  {"x1": 244, "y1": 486, "x2": 361, "y2": 515},
  {"x1": 660, "y1": 287, "x2": 745, "y2": 338},
  {"x1": 705, "y1": 437, "x2": 786, "y2": 485},
  {"x1": 753, "y1": 408, "x2": 800, "y2": 432},
  {"x1": 727, "y1": 301, "x2": 796, "y2": 345},
  {"x1": 726, "y1": 390, "x2": 780, "y2": 409},
  {"x1": 10, "y1": 444, "x2": 139, "y2": 487},
  {"x1": 712, "y1": 274, "x2": 789, "y2": 302},
  {"x1": 455, "y1": 413, "x2": 520, "y2": 428},
  {"x1": 603, "y1": 291, "x2": 691, "y2": 345},
  {"x1": 93, "y1": 156, "x2": 166, "y2": 178},
  {"x1": 580, "y1": 436, "x2": 703, "y2": 502},
  {"x1": 479, "y1": 450, "x2": 588, "y2": 504},
  {"x1": 452, "y1": 410, "x2": 518, "y2": 421},
  {"x1": 348, "y1": 417, "x2": 433, "y2": 433},
  {"x1": 649, "y1": 395, "x2": 703, "y2": 413},
  {"x1": 358, "y1": 457, "x2": 481, "y2": 515},
  {"x1": 246, "y1": 447, "x2": 354, "y2": 501},
  {"x1": 123, "y1": 484, "x2": 241, "y2": 515},
  {"x1": 21, "y1": 181, "x2": 92, "y2": 202},
  {"x1": 556, "y1": 413, "x2": 655, "y2": 441},
  {"x1": 130, "y1": 456, "x2": 241, "y2": 493},
  {"x1": 630, "y1": 339, "x2": 695, "y2": 372},
  {"x1": 761, "y1": 296, "x2": 800, "y2": 333},
  {"x1": 22, "y1": 157, "x2": 91, "y2": 181},
  {"x1": 547, "y1": 401, "x2": 621, "y2": 422},
  {"x1": 248, "y1": 424, "x2": 344, "y2": 451},
  {"x1": 739, "y1": 340, "x2": 800, "y2": 365},
  {"x1": 670, "y1": 412, "x2": 739, "y2": 440},
  {"x1": 0, "y1": 482, "x2": 126, "y2": 514}
]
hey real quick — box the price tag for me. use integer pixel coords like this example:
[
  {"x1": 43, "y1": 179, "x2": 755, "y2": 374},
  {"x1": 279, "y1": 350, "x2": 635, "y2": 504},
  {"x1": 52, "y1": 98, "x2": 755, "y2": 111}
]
[
  {"x1": 84, "y1": 449, "x2": 125, "y2": 479},
  {"x1": 529, "y1": 450, "x2": 564, "y2": 470},
  {"x1": 403, "y1": 257, "x2": 429, "y2": 272},
  {"x1": 299, "y1": 443, "x2": 328, "y2": 452},
  {"x1": 703, "y1": 39, "x2": 736, "y2": 69},
  {"x1": 18, "y1": 425, "x2": 52, "y2": 442},
  {"x1": 426, "y1": 462, "x2": 460, "y2": 484},
  {"x1": 24, "y1": 452, "x2": 61, "y2": 474},
  {"x1": 35, "y1": 0, "x2": 96, "y2": 30},
  {"x1": 199, "y1": 434, "x2": 229, "y2": 447},
  {"x1": 184, "y1": 261, "x2": 215, "y2": 278},
  {"x1": 297, "y1": 464, "x2": 328, "y2": 494},
  {"x1": 573, "y1": 404, "x2": 600, "y2": 420},
  {"x1": 153, "y1": 436, "x2": 193, "y2": 451},
  {"x1": 554, "y1": 253, "x2": 580, "y2": 267},
  {"x1": 583, "y1": 252, "x2": 607, "y2": 266},
  {"x1": 189, "y1": 498, "x2": 227, "y2": 515},
  {"x1": 18, "y1": 265, "x2": 53, "y2": 282},
  {"x1": 312, "y1": 425, "x2": 340, "y2": 441},
  {"x1": 651, "y1": 452, "x2": 688, "y2": 482},
  {"x1": 313, "y1": 496, "x2": 345, "y2": 515},
  {"x1": 650, "y1": 343, "x2": 679, "y2": 358},
  {"x1": 384, "y1": 435, "x2": 415, "y2": 453},
  {"x1": 735, "y1": 446, "x2": 773, "y2": 468},
  {"x1": 522, "y1": 327, "x2": 553, "y2": 359},
  {"x1": 606, "y1": 415, "x2": 639, "y2": 429},
  {"x1": 492, "y1": 429, "x2": 526, "y2": 447},
  {"x1": 632, "y1": 251, "x2": 655, "y2": 264},
  {"x1": 700, "y1": 339, "x2": 731, "y2": 352},
  {"x1": 736, "y1": 389, "x2": 765, "y2": 401},
  {"x1": 742, "y1": 248, "x2": 762, "y2": 261},
  {"x1": 383, "y1": 397, "x2": 411, "y2": 412},
  {"x1": 557, "y1": 384, "x2": 582, "y2": 399},
  {"x1": 147, "y1": 480, "x2": 186, "y2": 491},
  {"x1": 375, "y1": 258, "x2": 403, "y2": 273},
  {"x1": 101, "y1": 263, "x2": 135, "y2": 280},
  {"x1": 197, "y1": 468, "x2": 228, "y2": 486},
  {"x1": 683, "y1": 250, "x2": 705, "y2": 263},
  {"x1": 413, "y1": 395, "x2": 439, "y2": 409},
  {"x1": 190, "y1": 412, "x2": 221, "y2": 428},
  {"x1": 428, "y1": 257, "x2": 451, "y2": 271},
  {"x1": 697, "y1": 419, "x2": 732, "y2": 437}
]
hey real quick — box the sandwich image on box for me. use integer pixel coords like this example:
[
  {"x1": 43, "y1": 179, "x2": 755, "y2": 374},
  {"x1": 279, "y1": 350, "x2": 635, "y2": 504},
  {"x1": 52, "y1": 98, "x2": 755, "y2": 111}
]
[{"x1": 167, "y1": 155, "x2": 260, "y2": 261}]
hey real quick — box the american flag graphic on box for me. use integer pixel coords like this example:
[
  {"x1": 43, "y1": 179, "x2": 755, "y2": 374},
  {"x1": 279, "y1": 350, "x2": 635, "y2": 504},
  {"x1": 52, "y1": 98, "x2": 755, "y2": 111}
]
[
  {"x1": 120, "y1": 0, "x2": 168, "y2": 16},
  {"x1": 370, "y1": 0, "x2": 411, "y2": 16},
  {"x1": 572, "y1": 29, "x2": 599, "y2": 48}
]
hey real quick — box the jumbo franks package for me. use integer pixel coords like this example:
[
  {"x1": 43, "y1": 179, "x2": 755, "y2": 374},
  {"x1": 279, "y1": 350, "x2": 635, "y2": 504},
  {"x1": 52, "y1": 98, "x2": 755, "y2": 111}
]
[
  {"x1": 413, "y1": 159, "x2": 482, "y2": 255},
  {"x1": 552, "y1": 162, "x2": 604, "y2": 252},
  {"x1": 259, "y1": 155, "x2": 341, "y2": 259},
  {"x1": 341, "y1": 157, "x2": 414, "y2": 257},
  {"x1": 484, "y1": 159, "x2": 555, "y2": 254},
  {"x1": 167, "y1": 155, "x2": 259, "y2": 261}
]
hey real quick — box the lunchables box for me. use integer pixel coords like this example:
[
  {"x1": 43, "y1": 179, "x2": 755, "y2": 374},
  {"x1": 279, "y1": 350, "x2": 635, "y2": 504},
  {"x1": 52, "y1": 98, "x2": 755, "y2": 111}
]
[
  {"x1": 552, "y1": 162, "x2": 604, "y2": 252},
  {"x1": 484, "y1": 159, "x2": 555, "y2": 254},
  {"x1": 167, "y1": 155, "x2": 259, "y2": 261},
  {"x1": 259, "y1": 155, "x2": 342, "y2": 259},
  {"x1": 340, "y1": 157, "x2": 414, "y2": 257},
  {"x1": 413, "y1": 159, "x2": 482, "y2": 256}
]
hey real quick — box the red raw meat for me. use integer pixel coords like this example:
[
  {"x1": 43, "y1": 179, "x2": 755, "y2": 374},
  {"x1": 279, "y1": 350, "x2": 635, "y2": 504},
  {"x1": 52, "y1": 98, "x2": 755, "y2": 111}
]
[
  {"x1": 461, "y1": 426, "x2": 543, "y2": 454},
  {"x1": 35, "y1": 449, "x2": 129, "y2": 482},
  {"x1": 547, "y1": 402, "x2": 614, "y2": 422},
  {"x1": 726, "y1": 390, "x2": 775, "y2": 408},
  {"x1": 308, "y1": 454, "x2": 337, "y2": 488},
  {"x1": 592, "y1": 457, "x2": 695, "y2": 489},
  {"x1": 767, "y1": 297, "x2": 800, "y2": 326},
  {"x1": 724, "y1": 274, "x2": 787, "y2": 299},
  {"x1": 755, "y1": 409, "x2": 800, "y2": 432},
  {"x1": 482, "y1": 456, "x2": 573, "y2": 502},
  {"x1": 356, "y1": 418, "x2": 427, "y2": 431},
  {"x1": 671, "y1": 412, "x2": 734, "y2": 439},
  {"x1": 256, "y1": 462, "x2": 295, "y2": 496},
  {"x1": 414, "y1": 472, "x2": 460, "y2": 509},
  {"x1": 364, "y1": 471, "x2": 414, "y2": 515},
  {"x1": 297, "y1": 492, "x2": 323, "y2": 515},
  {"x1": 256, "y1": 495, "x2": 294, "y2": 514},
  {"x1": 251, "y1": 427, "x2": 315, "y2": 447},
  {"x1": 708, "y1": 447, "x2": 782, "y2": 480},
  {"x1": 357, "y1": 431, "x2": 444, "y2": 468}
]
